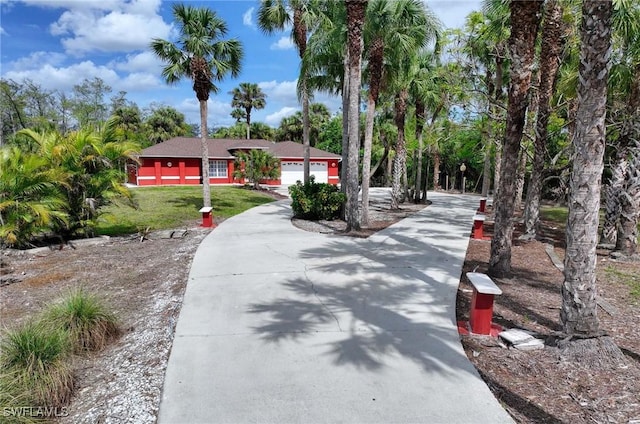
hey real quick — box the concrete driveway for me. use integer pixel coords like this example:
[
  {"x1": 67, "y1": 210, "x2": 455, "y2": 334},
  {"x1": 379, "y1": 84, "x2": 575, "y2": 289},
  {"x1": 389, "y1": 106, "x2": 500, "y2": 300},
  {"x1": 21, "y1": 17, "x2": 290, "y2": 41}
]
[{"x1": 158, "y1": 190, "x2": 512, "y2": 424}]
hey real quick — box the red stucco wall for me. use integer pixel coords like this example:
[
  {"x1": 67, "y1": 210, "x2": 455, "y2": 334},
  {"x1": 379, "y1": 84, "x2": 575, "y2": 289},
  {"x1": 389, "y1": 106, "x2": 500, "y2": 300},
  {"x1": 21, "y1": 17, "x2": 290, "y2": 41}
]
[{"x1": 135, "y1": 157, "x2": 339, "y2": 186}]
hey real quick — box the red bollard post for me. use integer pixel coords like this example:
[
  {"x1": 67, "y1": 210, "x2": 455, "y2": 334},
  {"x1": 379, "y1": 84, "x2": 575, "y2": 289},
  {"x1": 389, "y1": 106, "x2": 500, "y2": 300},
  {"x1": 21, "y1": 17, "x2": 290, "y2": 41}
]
[
  {"x1": 199, "y1": 207, "x2": 214, "y2": 228},
  {"x1": 479, "y1": 197, "x2": 487, "y2": 213},
  {"x1": 467, "y1": 272, "x2": 503, "y2": 335},
  {"x1": 472, "y1": 214, "x2": 485, "y2": 239}
]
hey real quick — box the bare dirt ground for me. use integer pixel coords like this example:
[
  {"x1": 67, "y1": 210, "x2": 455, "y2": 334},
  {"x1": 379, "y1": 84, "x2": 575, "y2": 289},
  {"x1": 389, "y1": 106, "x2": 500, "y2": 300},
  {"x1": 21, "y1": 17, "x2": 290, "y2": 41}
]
[
  {"x1": 458, "y1": 208, "x2": 640, "y2": 424},
  {"x1": 1, "y1": 192, "x2": 639, "y2": 423}
]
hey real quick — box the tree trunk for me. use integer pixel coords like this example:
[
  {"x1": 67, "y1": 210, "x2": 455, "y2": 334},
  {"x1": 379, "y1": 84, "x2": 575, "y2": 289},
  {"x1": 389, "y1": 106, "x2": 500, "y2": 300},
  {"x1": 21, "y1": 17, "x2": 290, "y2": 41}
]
[
  {"x1": 615, "y1": 144, "x2": 640, "y2": 256},
  {"x1": 391, "y1": 89, "x2": 408, "y2": 209},
  {"x1": 561, "y1": 0, "x2": 613, "y2": 336},
  {"x1": 414, "y1": 101, "x2": 426, "y2": 203},
  {"x1": 481, "y1": 140, "x2": 492, "y2": 197},
  {"x1": 362, "y1": 95, "x2": 375, "y2": 226},
  {"x1": 524, "y1": 0, "x2": 564, "y2": 237},
  {"x1": 341, "y1": 52, "x2": 350, "y2": 197},
  {"x1": 488, "y1": 0, "x2": 543, "y2": 278},
  {"x1": 493, "y1": 140, "x2": 502, "y2": 194},
  {"x1": 361, "y1": 36, "x2": 384, "y2": 226},
  {"x1": 302, "y1": 80, "x2": 311, "y2": 183},
  {"x1": 603, "y1": 65, "x2": 640, "y2": 246},
  {"x1": 200, "y1": 99, "x2": 211, "y2": 208},
  {"x1": 386, "y1": 151, "x2": 393, "y2": 187},
  {"x1": 432, "y1": 151, "x2": 441, "y2": 190},
  {"x1": 344, "y1": 0, "x2": 367, "y2": 231},
  {"x1": 514, "y1": 143, "x2": 529, "y2": 212}
]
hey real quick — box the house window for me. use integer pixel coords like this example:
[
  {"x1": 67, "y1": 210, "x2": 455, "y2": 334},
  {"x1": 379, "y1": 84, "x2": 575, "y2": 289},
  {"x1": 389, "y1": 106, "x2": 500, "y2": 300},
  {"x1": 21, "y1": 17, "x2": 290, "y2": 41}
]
[{"x1": 208, "y1": 160, "x2": 228, "y2": 178}]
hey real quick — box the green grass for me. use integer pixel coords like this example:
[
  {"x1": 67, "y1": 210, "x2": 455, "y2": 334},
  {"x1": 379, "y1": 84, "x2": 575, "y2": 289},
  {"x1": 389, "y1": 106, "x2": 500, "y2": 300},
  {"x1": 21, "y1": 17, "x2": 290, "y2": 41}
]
[
  {"x1": 604, "y1": 265, "x2": 640, "y2": 300},
  {"x1": 540, "y1": 205, "x2": 569, "y2": 227},
  {"x1": 97, "y1": 186, "x2": 275, "y2": 236},
  {"x1": 41, "y1": 288, "x2": 120, "y2": 353},
  {"x1": 0, "y1": 322, "x2": 73, "y2": 416}
]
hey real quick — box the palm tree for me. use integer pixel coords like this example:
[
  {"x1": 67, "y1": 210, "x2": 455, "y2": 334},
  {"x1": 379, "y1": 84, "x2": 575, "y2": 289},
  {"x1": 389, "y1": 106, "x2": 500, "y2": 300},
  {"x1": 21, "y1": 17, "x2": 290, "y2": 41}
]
[
  {"x1": 464, "y1": 4, "x2": 510, "y2": 196},
  {"x1": 150, "y1": 4, "x2": 243, "y2": 208},
  {"x1": 258, "y1": 0, "x2": 317, "y2": 183},
  {"x1": 276, "y1": 113, "x2": 303, "y2": 142},
  {"x1": 229, "y1": 82, "x2": 267, "y2": 139},
  {"x1": 16, "y1": 120, "x2": 139, "y2": 241},
  {"x1": 523, "y1": 0, "x2": 566, "y2": 238},
  {"x1": 343, "y1": 0, "x2": 368, "y2": 230},
  {"x1": 233, "y1": 149, "x2": 280, "y2": 189},
  {"x1": 601, "y1": 2, "x2": 640, "y2": 253},
  {"x1": 361, "y1": 0, "x2": 439, "y2": 222},
  {"x1": 0, "y1": 145, "x2": 67, "y2": 247},
  {"x1": 488, "y1": 0, "x2": 543, "y2": 278},
  {"x1": 385, "y1": 1, "x2": 436, "y2": 210},
  {"x1": 561, "y1": 0, "x2": 613, "y2": 336}
]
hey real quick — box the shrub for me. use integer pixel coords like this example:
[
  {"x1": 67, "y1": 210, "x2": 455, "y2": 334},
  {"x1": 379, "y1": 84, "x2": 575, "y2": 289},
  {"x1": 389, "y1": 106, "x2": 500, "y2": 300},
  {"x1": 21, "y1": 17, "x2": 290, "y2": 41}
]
[
  {"x1": 0, "y1": 322, "x2": 74, "y2": 412},
  {"x1": 289, "y1": 177, "x2": 346, "y2": 220},
  {"x1": 42, "y1": 288, "x2": 120, "y2": 353}
]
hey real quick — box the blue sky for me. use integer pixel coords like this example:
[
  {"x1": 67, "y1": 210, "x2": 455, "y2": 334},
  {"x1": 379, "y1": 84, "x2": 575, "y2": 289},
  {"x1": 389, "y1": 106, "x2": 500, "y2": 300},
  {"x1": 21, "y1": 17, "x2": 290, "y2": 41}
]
[{"x1": 0, "y1": 0, "x2": 482, "y2": 129}]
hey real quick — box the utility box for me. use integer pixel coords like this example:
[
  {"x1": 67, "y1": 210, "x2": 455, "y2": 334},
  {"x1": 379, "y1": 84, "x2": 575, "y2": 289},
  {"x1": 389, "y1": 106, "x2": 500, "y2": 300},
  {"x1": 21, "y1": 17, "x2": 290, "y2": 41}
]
[
  {"x1": 466, "y1": 272, "x2": 502, "y2": 335},
  {"x1": 199, "y1": 207, "x2": 214, "y2": 228}
]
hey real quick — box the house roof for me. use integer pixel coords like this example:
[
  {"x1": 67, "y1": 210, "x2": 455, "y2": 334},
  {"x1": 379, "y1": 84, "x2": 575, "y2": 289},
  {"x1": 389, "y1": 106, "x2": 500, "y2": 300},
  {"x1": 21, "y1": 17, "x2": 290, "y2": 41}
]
[{"x1": 139, "y1": 137, "x2": 341, "y2": 160}]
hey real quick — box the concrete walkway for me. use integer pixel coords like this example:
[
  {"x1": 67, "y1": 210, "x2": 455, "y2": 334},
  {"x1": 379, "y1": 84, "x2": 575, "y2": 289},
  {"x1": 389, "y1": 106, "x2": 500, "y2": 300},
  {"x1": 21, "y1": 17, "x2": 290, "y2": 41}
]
[{"x1": 158, "y1": 190, "x2": 513, "y2": 424}]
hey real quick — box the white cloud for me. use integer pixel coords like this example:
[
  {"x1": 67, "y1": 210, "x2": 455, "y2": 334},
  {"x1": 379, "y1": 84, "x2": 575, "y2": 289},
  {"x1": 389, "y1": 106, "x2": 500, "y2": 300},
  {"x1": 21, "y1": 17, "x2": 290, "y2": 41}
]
[
  {"x1": 4, "y1": 61, "x2": 120, "y2": 92},
  {"x1": 177, "y1": 98, "x2": 234, "y2": 127},
  {"x1": 7, "y1": 51, "x2": 67, "y2": 71},
  {"x1": 259, "y1": 80, "x2": 298, "y2": 105},
  {"x1": 3, "y1": 60, "x2": 162, "y2": 94},
  {"x1": 265, "y1": 106, "x2": 297, "y2": 126},
  {"x1": 0, "y1": 26, "x2": 6, "y2": 35},
  {"x1": 46, "y1": 0, "x2": 171, "y2": 55},
  {"x1": 242, "y1": 7, "x2": 254, "y2": 28},
  {"x1": 109, "y1": 51, "x2": 163, "y2": 73},
  {"x1": 120, "y1": 72, "x2": 163, "y2": 91},
  {"x1": 270, "y1": 36, "x2": 294, "y2": 51},
  {"x1": 19, "y1": 0, "x2": 123, "y2": 11}
]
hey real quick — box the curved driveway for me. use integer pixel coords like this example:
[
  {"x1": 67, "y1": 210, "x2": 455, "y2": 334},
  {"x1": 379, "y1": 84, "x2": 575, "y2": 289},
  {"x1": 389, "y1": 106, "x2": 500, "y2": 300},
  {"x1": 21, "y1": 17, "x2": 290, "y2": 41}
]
[{"x1": 158, "y1": 190, "x2": 512, "y2": 424}]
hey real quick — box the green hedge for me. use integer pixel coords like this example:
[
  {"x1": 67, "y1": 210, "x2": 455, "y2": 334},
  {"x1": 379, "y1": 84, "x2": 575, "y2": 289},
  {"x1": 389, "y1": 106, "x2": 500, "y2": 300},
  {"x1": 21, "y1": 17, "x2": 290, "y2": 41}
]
[{"x1": 288, "y1": 177, "x2": 346, "y2": 220}]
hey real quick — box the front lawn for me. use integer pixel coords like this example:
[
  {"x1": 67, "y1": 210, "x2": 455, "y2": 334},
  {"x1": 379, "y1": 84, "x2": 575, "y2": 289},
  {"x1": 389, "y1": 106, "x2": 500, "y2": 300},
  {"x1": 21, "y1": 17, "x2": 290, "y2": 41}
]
[{"x1": 97, "y1": 186, "x2": 276, "y2": 236}]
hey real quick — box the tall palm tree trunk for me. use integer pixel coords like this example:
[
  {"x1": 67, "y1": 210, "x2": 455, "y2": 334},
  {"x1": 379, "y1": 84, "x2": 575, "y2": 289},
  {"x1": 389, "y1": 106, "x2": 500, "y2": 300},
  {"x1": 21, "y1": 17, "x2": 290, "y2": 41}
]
[
  {"x1": 362, "y1": 95, "x2": 375, "y2": 225},
  {"x1": 200, "y1": 100, "x2": 211, "y2": 208},
  {"x1": 391, "y1": 89, "x2": 408, "y2": 209},
  {"x1": 524, "y1": 0, "x2": 564, "y2": 237},
  {"x1": 432, "y1": 151, "x2": 441, "y2": 190},
  {"x1": 616, "y1": 145, "x2": 640, "y2": 256},
  {"x1": 341, "y1": 52, "x2": 350, "y2": 198},
  {"x1": 514, "y1": 142, "x2": 529, "y2": 211},
  {"x1": 361, "y1": 37, "x2": 384, "y2": 226},
  {"x1": 561, "y1": 0, "x2": 613, "y2": 336},
  {"x1": 481, "y1": 140, "x2": 492, "y2": 197},
  {"x1": 414, "y1": 101, "x2": 426, "y2": 203},
  {"x1": 344, "y1": 0, "x2": 367, "y2": 231},
  {"x1": 302, "y1": 82, "x2": 311, "y2": 183},
  {"x1": 492, "y1": 55, "x2": 505, "y2": 193},
  {"x1": 489, "y1": 0, "x2": 543, "y2": 278},
  {"x1": 602, "y1": 66, "x2": 640, "y2": 246}
]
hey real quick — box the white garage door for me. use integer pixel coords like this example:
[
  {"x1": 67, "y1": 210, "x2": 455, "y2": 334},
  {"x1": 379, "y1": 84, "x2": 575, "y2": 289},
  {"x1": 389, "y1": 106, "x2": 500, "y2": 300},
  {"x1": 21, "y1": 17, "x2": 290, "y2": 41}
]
[{"x1": 281, "y1": 161, "x2": 328, "y2": 185}]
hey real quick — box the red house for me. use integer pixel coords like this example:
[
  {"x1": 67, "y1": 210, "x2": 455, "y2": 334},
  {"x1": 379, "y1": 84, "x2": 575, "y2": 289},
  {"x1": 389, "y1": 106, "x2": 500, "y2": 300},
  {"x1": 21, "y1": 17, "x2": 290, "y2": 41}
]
[{"x1": 130, "y1": 137, "x2": 341, "y2": 186}]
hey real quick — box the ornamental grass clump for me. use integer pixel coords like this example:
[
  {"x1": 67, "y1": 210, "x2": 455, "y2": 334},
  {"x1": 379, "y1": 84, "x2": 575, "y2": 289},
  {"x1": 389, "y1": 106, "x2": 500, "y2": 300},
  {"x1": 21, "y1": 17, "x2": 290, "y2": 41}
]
[
  {"x1": 0, "y1": 322, "x2": 74, "y2": 413},
  {"x1": 42, "y1": 288, "x2": 120, "y2": 353}
]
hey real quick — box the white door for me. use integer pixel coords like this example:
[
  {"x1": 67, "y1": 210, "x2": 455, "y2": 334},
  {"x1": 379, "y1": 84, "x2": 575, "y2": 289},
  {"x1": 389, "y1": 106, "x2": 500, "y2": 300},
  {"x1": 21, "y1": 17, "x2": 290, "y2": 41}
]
[{"x1": 280, "y1": 161, "x2": 328, "y2": 184}]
